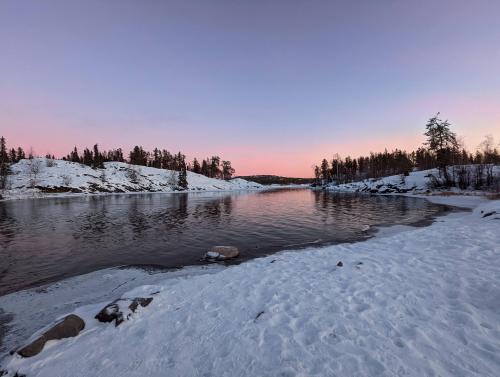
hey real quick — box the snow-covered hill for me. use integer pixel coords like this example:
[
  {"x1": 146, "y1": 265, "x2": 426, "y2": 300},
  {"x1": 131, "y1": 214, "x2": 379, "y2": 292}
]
[
  {"x1": 0, "y1": 159, "x2": 263, "y2": 200},
  {"x1": 325, "y1": 166, "x2": 500, "y2": 194}
]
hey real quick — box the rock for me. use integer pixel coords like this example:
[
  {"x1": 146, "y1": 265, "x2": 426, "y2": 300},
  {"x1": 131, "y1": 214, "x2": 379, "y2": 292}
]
[
  {"x1": 205, "y1": 246, "x2": 240, "y2": 260},
  {"x1": 336, "y1": 261, "x2": 343, "y2": 267},
  {"x1": 482, "y1": 211, "x2": 496, "y2": 218},
  {"x1": 128, "y1": 297, "x2": 153, "y2": 312},
  {"x1": 17, "y1": 314, "x2": 85, "y2": 358},
  {"x1": 95, "y1": 297, "x2": 153, "y2": 326}
]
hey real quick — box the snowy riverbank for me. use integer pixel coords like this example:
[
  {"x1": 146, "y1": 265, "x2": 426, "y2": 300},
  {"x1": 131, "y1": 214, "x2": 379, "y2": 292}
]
[
  {"x1": 0, "y1": 159, "x2": 264, "y2": 201},
  {"x1": 1, "y1": 195, "x2": 499, "y2": 376},
  {"x1": 325, "y1": 166, "x2": 500, "y2": 195}
]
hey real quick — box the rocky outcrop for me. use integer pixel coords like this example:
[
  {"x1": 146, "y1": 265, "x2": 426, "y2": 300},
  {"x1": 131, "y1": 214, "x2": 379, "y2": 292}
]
[{"x1": 17, "y1": 314, "x2": 85, "y2": 358}]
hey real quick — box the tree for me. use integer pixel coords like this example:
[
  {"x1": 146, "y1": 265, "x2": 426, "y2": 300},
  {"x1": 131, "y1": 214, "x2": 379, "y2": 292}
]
[
  {"x1": 320, "y1": 159, "x2": 330, "y2": 183},
  {"x1": 26, "y1": 158, "x2": 42, "y2": 188},
  {"x1": 129, "y1": 146, "x2": 148, "y2": 166},
  {"x1": 210, "y1": 156, "x2": 221, "y2": 178},
  {"x1": 9, "y1": 148, "x2": 16, "y2": 163},
  {"x1": 479, "y1": 135, "x2": 499, "y2": 164},
  {"x1": 126, "y1": 164, "x2": 140, "y2": 184},
  {"x1": 0, "y1": 136, "x2": 10, "y2": 189},
  {"x1": 17, "y1": 147, "x2": 26, "y2": 161},
  {"x1": 69, "y1": 147, "x2": 80, "y2": 163},
  {"x1": 177, "y1": 161, "x2": 188, "y2": 190},
  {"x1": 93, "y1": 144, "x2": 104, "y2": 168},
  {"x1": 313, "y1": 165, "x2": 321, "y2": 185},
  {"x1": 83, "y1": 148, "x2": 93, "y2": 166},
  {"x1": 424, "y1": 113, "x2": 458, "y2": 168},
  {"x1": 221, "y1": 160, "x2": 235, "y2": 180},
  {"x1": 192, "y1": 158, "x2": 201, "y2": 174},
  {"x1": 0, "y1": 136, "x2": 8, "y2": 163},
  {"x1": 201, "y1": 159, "x2": 209, "y2": 177}
]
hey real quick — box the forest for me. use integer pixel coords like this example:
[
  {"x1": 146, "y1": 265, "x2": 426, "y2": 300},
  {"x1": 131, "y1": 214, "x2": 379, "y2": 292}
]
[{"x1": 314, "y1": 114, "x2": 499, "y2": 188}]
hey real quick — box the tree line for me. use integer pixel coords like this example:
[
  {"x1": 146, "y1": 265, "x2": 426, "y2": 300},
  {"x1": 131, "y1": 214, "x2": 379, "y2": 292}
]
[
  {"x1": 314, "y1": 114, "x2": 499, "y2": 186},
  {"x1": 64, "y1": 144, "x2": 235, "y2": 180},
  {"x1": 0, "y1": 137, "x2": 236, "y2": 188}
]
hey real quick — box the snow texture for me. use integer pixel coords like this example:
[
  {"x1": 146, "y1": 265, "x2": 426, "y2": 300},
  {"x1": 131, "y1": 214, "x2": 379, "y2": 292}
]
[
  {"x1": 1, "y1": 197, "x2": 499, "y2": 377},
  {"x1": 0, "y1": 159, "x2": 263, "y2": 201}
]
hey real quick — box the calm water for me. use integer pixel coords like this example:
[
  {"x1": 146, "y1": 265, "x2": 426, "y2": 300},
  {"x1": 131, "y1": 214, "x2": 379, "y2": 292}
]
[{"x1": 0, "y1": 189, "x2": 451, "y2": 296}]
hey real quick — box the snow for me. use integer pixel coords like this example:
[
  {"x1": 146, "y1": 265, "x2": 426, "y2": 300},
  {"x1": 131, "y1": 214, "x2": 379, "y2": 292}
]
[
  {"x1": 0, "y1": 159, "x2": 263, "y2": 201},
  {"x1": 326, "y1": 166, "x2": 500, "y2": 195},
  {"x1": 1, "y1": 196, "x2": 499, "y2": 377}
]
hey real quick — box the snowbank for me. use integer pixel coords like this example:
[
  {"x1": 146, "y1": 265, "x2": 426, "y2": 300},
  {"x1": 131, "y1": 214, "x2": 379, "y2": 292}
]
[
  {"x1": 0, "y1": 159, "x2": 263, "y2": 201},
  {"x1": 326, "y1": 166, "x2": 500, "y2": 195},
  {"x1": 1, "y1": 197, "x2": 499, "y2": 377}
]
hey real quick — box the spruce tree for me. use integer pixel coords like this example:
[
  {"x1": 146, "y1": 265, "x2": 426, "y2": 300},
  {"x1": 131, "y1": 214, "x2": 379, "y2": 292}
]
[
  {"x1": 0, "y1": 136, "x2": 10, "y2": 189},
  {"x1": 177, "y1": 161, "x2": 188, "y2": 190},
  {"x1": 320, "y1": 159, "x2": 329, "y2": 182},
  {"x1": 0, "y1": 136, "x2": 8, "y2": 163},
  {"x1": 192, "y1": 158, "x2": 201, "y2": 174},
  {"x1": 9, "y1": 148, "x2": 17, "y2": 163},
  {"x1": 93, "y1": 144, "x2": 104, "y2": 168},
  {"x1": 201, "y1": 159, "x2": 209, "y2": 176}
]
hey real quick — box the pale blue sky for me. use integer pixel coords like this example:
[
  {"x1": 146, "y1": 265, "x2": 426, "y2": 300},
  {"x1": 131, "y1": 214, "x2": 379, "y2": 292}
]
[{"x1": 1, "y1": 0, "x2": 499, "y2": 176}]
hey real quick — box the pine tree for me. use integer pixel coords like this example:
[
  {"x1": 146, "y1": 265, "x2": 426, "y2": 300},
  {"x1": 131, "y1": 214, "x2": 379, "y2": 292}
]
[
  {"x1": 129, "y1": 146, "x2": 148, "y2": 166},
  {"x1": 0, "y1": 136, "x2": 10, "y2": 189},
  {"x1": 320, "y1": 159, "x2": 329, "y2": 183},
  {"x1": 17, "y1": 147, "x2": 26, "y2": 161},
  {"x1": 424, "y1": 113, "x2": 458, "y2": 168},
  {"x1": 9, "y1": 148, "x2": 17, "y2": 163},
  {"x1": 177, "y1": 161, "x2": 188, "y2": 190},
  {"x1": 0, "y1": 136, "x2": 8, "y2": 164},
  {"x1": 93, "y1": 144, "x2": 104, "y2": 168},
  {"x1": 70, "y1": 147, "x2": 80, "y2": 163},
  {"x1": 83, "y1": 148, "x2": 93, "y2": 166},
  {"x1": 192, "y1": 158, "x2": 201, "y2": 174},
  {"x1": 210, "y1": 156, "x2": 220, "y2": 178},
  {"x1": 201, "y1": 159, "x2": 209, "y2": 176},
  {"x1": 221, "y1": 160, "x2": 235, "y2": 180}
]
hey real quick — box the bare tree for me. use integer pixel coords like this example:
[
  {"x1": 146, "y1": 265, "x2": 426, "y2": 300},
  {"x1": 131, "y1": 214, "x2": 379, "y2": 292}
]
[
  {"x1": 26, "y1": 158, "x2": 43, "y2": 188},
  {"x1": 61, "y1": 174, "x2": 72, "y2": 186},
  {"x1": 45, "y1": 157, "x2": 56, "y2": 167},
  {"x1": 100, "y1": 168, "x2": 107, "y2": 184},
  {"x1": 126, "y1": 164, "x2": 140, "y2": 184},
  {"x1": 167, "y1": 170, "x2": 178, "y2": 187}
]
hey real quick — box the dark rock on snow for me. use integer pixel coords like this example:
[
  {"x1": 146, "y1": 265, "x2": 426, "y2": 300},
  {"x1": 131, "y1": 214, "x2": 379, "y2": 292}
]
[
  {"x1": 95, "y1": 297, "x2": 153, "y2": 326},
  {"x1": 17, "y1": 314, "x2": 85, "y2": 358},
  {"x1": 336, "y1": 261, "x2": 343, "y2": 267}
]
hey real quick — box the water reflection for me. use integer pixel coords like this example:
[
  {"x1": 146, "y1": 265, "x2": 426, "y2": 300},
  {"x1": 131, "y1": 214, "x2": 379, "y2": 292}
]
[{"x1": 0, "y1": 189, "x2": 451, "y2": 295}]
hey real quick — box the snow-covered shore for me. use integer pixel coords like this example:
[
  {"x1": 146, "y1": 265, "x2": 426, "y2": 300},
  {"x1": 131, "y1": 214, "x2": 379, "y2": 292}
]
[
  {"x1": 1, "y1": 196, "x2": 499, "y2": 377},
  {"x1": 0, "y1": 159, "x2": 264, "y2": 201},
  {"x1": 325, "y1": 166, "x2": 500, "y2": 195}
]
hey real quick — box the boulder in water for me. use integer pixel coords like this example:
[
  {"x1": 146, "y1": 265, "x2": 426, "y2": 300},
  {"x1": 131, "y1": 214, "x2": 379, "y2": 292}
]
[{"x1": 205, "y1": 246, "x2": 240, "y2": 260}]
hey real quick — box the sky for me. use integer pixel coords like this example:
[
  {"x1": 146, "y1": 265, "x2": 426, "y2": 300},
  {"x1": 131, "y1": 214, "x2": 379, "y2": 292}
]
[{"x1": 0, "y1": 0, "x2": 499, "y2": 177}]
